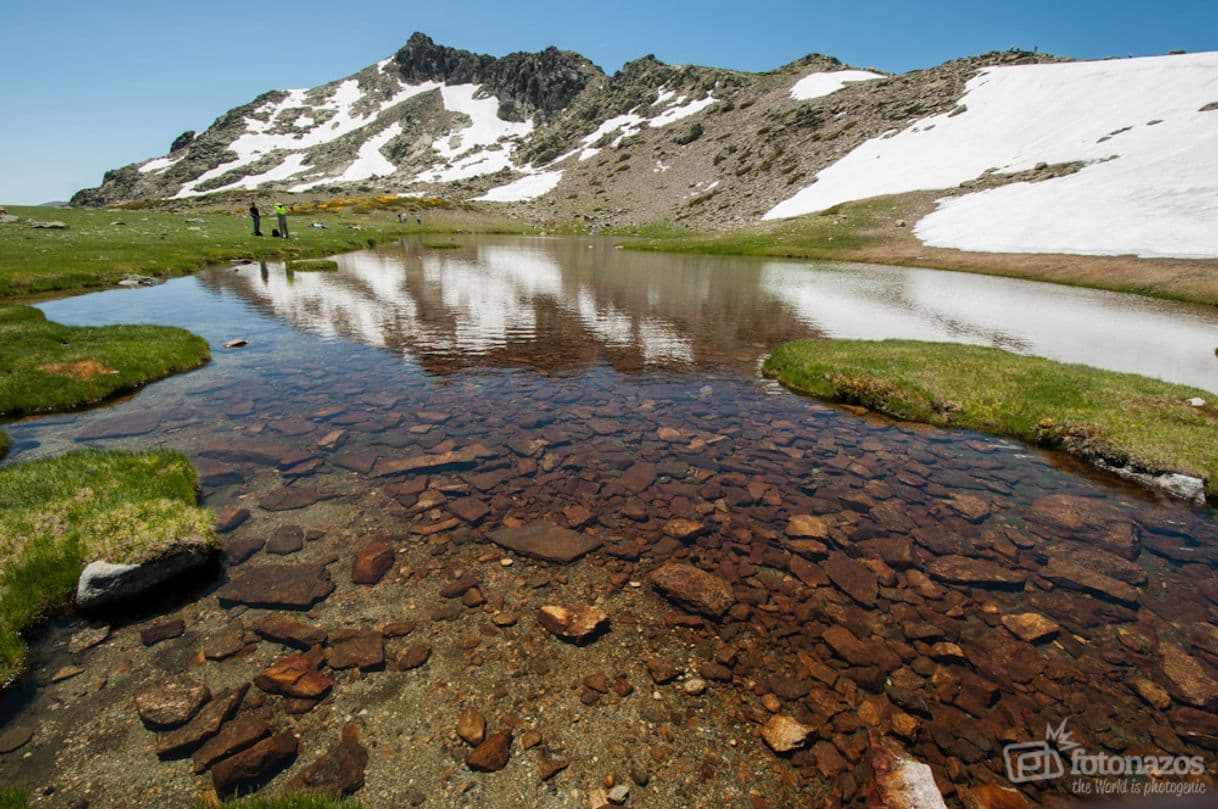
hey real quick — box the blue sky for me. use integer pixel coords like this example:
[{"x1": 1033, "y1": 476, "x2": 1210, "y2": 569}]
[{"x1": 2, "y1": 0, "x2": 1215, "y2": 204}]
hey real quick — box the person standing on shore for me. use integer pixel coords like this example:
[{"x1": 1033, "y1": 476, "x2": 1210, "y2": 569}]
[
  {"x1": 275, "y1": 202, "x2": 290, "y2": 239},
  {"x1": 249, "y1": 202, "x2": 262, "y2": 236}
]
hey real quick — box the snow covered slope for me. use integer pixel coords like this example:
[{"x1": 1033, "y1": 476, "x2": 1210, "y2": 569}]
[{"x1": 766, "y1": 52, "x2": 1218, "y2": 258}]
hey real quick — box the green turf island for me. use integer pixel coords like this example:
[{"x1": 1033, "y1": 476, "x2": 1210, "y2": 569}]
[{"x1": 764, "y1": 338, "x2": 1217, "y2": 500}]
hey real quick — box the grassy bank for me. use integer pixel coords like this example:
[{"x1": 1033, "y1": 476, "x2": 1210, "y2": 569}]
[
  {"x1": 0, "y1": 450, "x2": 215, "y2": 684},
  {"x1": 624, "y1": 192, "x2": 1218, "y2": 308},
  {"x1": 0, "y1": 304, "x2": 210, "y2": 419},
  {"x1": 0, "y1": 197, "x2": 529, "y2": 299},
  {"x1": 764, "y1": 339, "x2": 1217, "y2": 497}
]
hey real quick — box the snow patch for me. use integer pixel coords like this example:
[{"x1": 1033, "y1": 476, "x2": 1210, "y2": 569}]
[
  {"x1": 476, "y1": 169, "x2": 564, "y2": 202},
  {"x1": 576, "y1": 87, "x2": 717, "y2": 162},
  {"x1": 766, "y1": 51, "x2": 1218, "y2": 258},
  {"x1": 139, "y1": 156, "x2": 180, "y2": 174},
  {"x1": 790, "y1": 70, "x2": 885, "y2": 101}
]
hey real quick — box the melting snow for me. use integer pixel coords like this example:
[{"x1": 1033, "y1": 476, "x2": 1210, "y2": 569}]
[
  {"x1": 574, "y1": 87, "x2": 717, "y2": 162},
  {"x1": 476, "y1": 169, "x2": 564, "y2": 202},
  {"x1": 789, "y1": 70, "x2": 885, "y2": 101},
  {"x1": 766, "y1": 52, "x2": 1218, "y2": 258},
  {"x1": 338, "y1": 122, "x2": 402, "y2": 182},
  {"x1": 139, "y1": 156, "x2": 180, "y2": 174}
]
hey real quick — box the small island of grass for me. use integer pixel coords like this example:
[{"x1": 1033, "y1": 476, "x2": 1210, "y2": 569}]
[{"x1": 764, "y1": 338, "x2": 1217, "y2": 500}]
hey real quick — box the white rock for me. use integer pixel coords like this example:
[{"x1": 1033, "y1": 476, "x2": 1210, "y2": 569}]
[
  {"x1": 76, "y1": 548, "x2": 212, "y2": 610},
  {"x1": 1188, "y1": 397, "x2": 1206, "y2": 407}
]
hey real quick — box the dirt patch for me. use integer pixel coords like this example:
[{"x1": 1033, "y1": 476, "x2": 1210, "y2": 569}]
[{"x1": 36, "y1": 360, "x2": 118, "y2": 381}]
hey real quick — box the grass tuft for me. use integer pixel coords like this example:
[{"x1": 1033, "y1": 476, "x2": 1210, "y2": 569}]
[
  {"x1": 285, "y1": 259, "x2": 338, "y2": 272},
  {"x1": 0, "y1": 450, "x2": 215, "y2": 684},
  {"x1": 764, "y1": 338, "x2": 1218, "y2": 497}
]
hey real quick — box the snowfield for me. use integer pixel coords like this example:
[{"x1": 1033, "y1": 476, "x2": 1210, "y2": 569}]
[
  {"x1": 766, "y1": 52, "x2": 1218, "y2": 259},
  {"x1": 476, "y1": 169, "x2": 564, "y2": 202},
  {"x1": 789, "y1": 69, "x2": 885, "y2": 101}
]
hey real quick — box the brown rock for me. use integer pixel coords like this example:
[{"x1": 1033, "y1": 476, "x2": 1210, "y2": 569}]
[
  {"x1": 260, "y1": 486, "x2": 338, "y2": 511},
  {"x1": 212, "y1": 732, "x2": 299, "y2": 797},
  {"x1": 253, "y1": 615, "x2": 326, "y2": 648},
  {"x1": 134, "y1": 675, "x2": 210, "y2": 729},
  {"x1": 650, "y1": 562, "x2": 735, "y2": 617},
  {"x1": 457, "y1": 708, "x2": 487, "y2": 745},
  {"x1": 217, "y1": 563, "x2": 335, "y2": 609},
  {"x1": 156, "y1": 686, "x2": 248, "y2": 759},
  {"x1": 214, "y1": 506, "x2": 250, "y2": 533},
  {"x1": 449, "y1": 497, "x2": 490, "y2": 525},
  {"x1": 662, "y1": 519, "x2": 706, "y2": 540},
  {"x1": 192, "y1": 716, "x2": 270, "y2": 773},
  {"x1": 286, "y1": 733, "x2": 369, "y2": 797},
  {"x1": 787, "y1": 514, "x2": 830, "y2": 539},
  {"x1": 254, "y1": 653, "x2": 331, "y2": 699},
  {"x1": 1161, "y1": 642, "x2": 1218, "y2": 708},
  {"x1": 351, "y1": 541, "x2": 394, "y2": 585},
  {"x1": 398, "y1": 643, "x2": 432, "y2": 670},
  {"x1": 1129, "y1": 677, "x2": 1172, "y2": 711},
  {"x1": 618, "y1": 462, "x2": 657, "y2": 494},
  {"x1": 373, "y1": 444, "x2": 495, "y2": 476},
  {"x1": 761, "y1": 715, "x2": 813, "y2": 753},
  {"x1": 822, "y1": 553, "x2": 878, "y2": 606},
  {"x1": 198, "y1": 439, "x2": 296, "y2": 467},
  {"x1": 203, "y1": 629, "x2": 247, "y2": 660},
  {"x1": 266, "y1": 525, "x2": 305, "y2": 555},
  {"x1": 327, "y1": 631, "x2": 384, "y2": 671},
  {"x1": 925, "y1": 555, "x2": 1024, "y2": 588},
  {"x1": 466, "y1": 729, "x2": 512, "y2": 771},
  {"x1": 537, "y1": 605, "x2": 609, "y2": 642},
  {"x1": 539, "y1": 754, "x2": 569, "y2": 781},
  {"x1": 0, "y1": 725, "x2": 33, "y2": 754},
  {"x1": 646, "y1": 659, "x2": 681, "y2": 684},
  {"x1": 1042, "y1": 558, "x2": 1140, "y2": 605},
  {"x1": 489, "y1": 521, "x2": 602, "y2": 563},
  {"x1": 960, "y1": 784, "x2": 1034, "y2": 809},
  {"x1": 1000, "y1": 612, "x2": 1059, "y2": 644},
  {"x1": 866, "y1": 734, "x2": 948, "y2": 808},
  {"x1": 140, "y1": 618, "x2": 185, "y2": 646}
]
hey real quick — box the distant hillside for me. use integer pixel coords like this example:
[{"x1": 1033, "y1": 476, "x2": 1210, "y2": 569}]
[{"x1": 73, "y1": 35, "x2": 1218, "y2": 259}]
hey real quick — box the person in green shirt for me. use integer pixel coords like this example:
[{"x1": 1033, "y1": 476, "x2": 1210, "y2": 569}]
[{"x1": 274, "y1": 203, "x2": 290, "y2": 239}]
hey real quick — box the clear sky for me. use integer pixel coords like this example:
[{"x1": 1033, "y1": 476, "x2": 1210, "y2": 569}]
[{"x1": 2, "y1": 0, "x2": 1215, "y2": 204}]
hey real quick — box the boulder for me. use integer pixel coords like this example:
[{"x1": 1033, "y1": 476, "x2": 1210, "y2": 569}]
[
  {"x1": 650, "y1": 562, "x2": 735, "y2": 617},
  {"x1": 76, "y1": 547, "x2": 213, "y2": 610}
]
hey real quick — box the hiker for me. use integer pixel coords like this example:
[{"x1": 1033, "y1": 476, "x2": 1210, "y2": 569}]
[
  {"x1": 275, "y1": 202, "x2": 290, "y2": 238},
  {"x1": 249, "y1": 202, "x2": 262, "y2": 236}
]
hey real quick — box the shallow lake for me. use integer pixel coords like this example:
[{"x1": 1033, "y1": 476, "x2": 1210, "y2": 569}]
[{"x1": 3, "y1": 236, "x2": 1217, "y2": 807}]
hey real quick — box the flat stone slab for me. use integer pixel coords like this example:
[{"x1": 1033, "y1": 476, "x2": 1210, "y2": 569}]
[
  {"x1": 489, "y1": 521, "x2": 602, "y2": 563},
  {"x1": 260, "y1": 487, "x2": 339, "y2": 512},
  {"x1": 198, "y1": 440, "x2": 298, "y2": 468},
  {"x1": 76, "y1": 411, "x2": 164, "y2": 441},
  {"x1": 217, "y1": 564, "x2": 335, "y2": 609}
]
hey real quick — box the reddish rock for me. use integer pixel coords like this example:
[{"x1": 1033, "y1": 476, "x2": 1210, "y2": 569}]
[
  {"x1": 253, "y1": 615, "x2": 326, "y2": 648},
  {"x1": 156, "y1": 686, "x2": 248, "y2": 759},
  {"x1": 198, "y1": 440, "x2": 296, "y2": 467},
  {"x1": 1161, "y1": 642, "x2": 1218, "y2": 708},
  {"x1": 787, "y1": 514, "x2": 830, "y2": 539},
  {"x1": 618, "y1": 462, "x2": 657, "y2": 494},
  {"x1": 287, "y1": 732, "x2": 369, "y2": 797},
  {"x1": 326, "y1": 631, "x2": 384, "y2": 671},
  {"x1": 214, "y1": 506, "x2": 250, "y2": 534},
  {"x1": 217, "y1": 563, "x2": 335, "y2": 609},
  {"x1": 373, "y1": 444, "x2": 495, "y2": 476},
  {"x1": 192, "y1": 716, "x2": 270, "y2": 773},
  {"x1": 1045, "y1": 545, "x2": 1147, "y2": 586},
  {"x1": 646, "y1": 659, "x2": 681, "y2": 684},
  {"x1": 135, "y1": 675, "x2": 210, "y2": 729},
  {"x1": 662, "y1": 519, "x2": 706, "y2": 540},
  {"x1": 650, "y1": 563, "x2": 735, "y2": 618},
  {"x1": 959, "y1": 784, "x2": 1035, "y2": 809},
  {"x1": 489, "y1": 521, "x2": 603, "y2": 563},
  {"x1": 266, "y1": 525, "x2": 305, "y2": 555},
  {"x1": 398, "y1": 643, "x2": 432, "y2": 670},
  {"x1": 351, "y1": 541, "x2": 395, "y2": 585},
  {"x1": 260, "y1": 486, "x2": 339, "y2": 512},
  {"x1": 448, "y1": 497, "x2": 491, "y2": 524},
  {"x1": 823, "y1": 554, "x2": 878, "y2": 606},
  {"x1": 925, "y1": 555, "x2": 1024, "y2": 587},
  {"x1": 1000, "y1": 612, "x2": 1059, "y2": 644},
  {"x1": 788, "y1": 555, "x2": 827, "y2": 587},
  {"x1": 140, "y1": 619, "x2": 186, "y2": 646},
  {"x1": 254, "y1": 652, "x2": 332, "y2": 699},
  {"x1": 203, "y1": 629, "x2": 247, "y2": 661},
  {"x1": 1042, "y1": 558, "x2": 1140, "y2": 605},
  {"x1": 212, "y1": 732, "x2": 299, "y2": 797},
  {"x1": 77, "y1": 411, "x2": 163, "y2": 440},
  {"x1": 466, "y1": 729, "x2": 512, "y2": 771},
  {"x1": 330, "y1": 450, "x2": 380, "y2": 475},
  {"x1": 195, "y1": 458, "x2": 244, "y2": 489},
  {"x1": 537, "y1": 604, "x2": 609, "y2": 642}
]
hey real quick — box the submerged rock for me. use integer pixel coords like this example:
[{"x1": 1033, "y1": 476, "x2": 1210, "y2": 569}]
[
  {"x1": 489, "y1": 520, "x2": 603, "y2": 563},
  {"x1": 866, "y1": 734, "x2": 948, "y2": 809},
  {"x1": 466, "y1": 729, "x2": 512, "y2": 771},
  {"x1": 287, "y1": 727, "x2": 368, "y2": 797},
  {"x1": 649, "y1": 562, "x2": 735, "y2": 617},
  {"x1": 217, "y1": 563, "x2": 335, "y2": 609},
  {"x1": 211, "y1": 732, "x2": 298, "y2": 797},
  {"x1": 537, "y1": 604, "x2": 608, "y2": 642},
  {"x1": 761, "y1": 715, "x2": 813, "y2": 753},
  {"x1": 134, "y1": 675, "x2": 210, "y2": 729}
]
